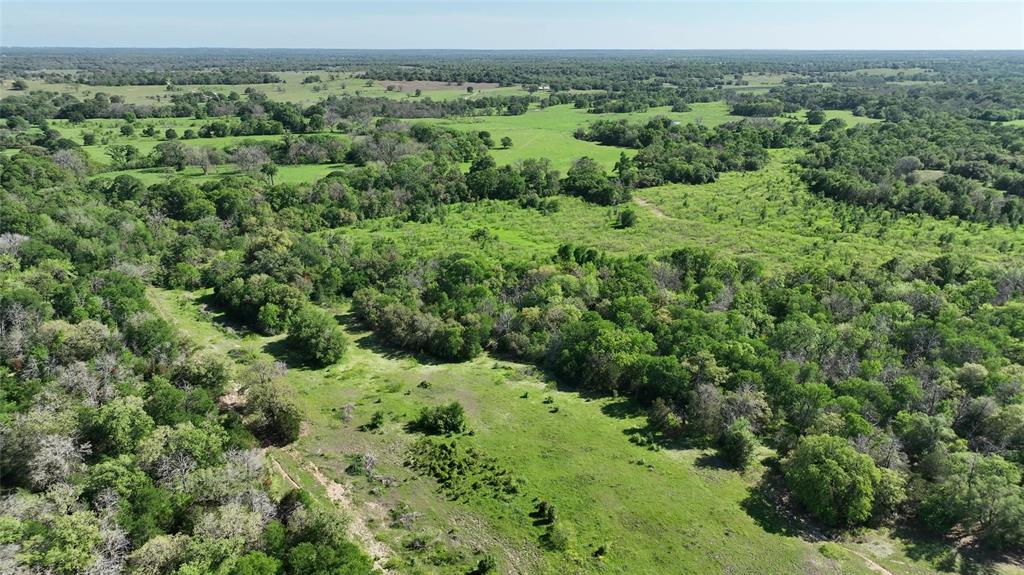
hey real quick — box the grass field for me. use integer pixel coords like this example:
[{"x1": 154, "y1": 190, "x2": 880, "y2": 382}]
[
  {"x1": 331, "y1": 149, "x2": 1022, "y2": 274},
  {"x1": 149, "y1": 285, "x2": 984, "y2": 575},
  {"x1": 412, "y1": 102, "x2": 744, "y2": 172},
  {"x1": 0, "y1": 71, "x2": 531, "y2": 106}
]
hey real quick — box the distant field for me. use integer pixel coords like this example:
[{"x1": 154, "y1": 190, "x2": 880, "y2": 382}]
[
  {"x1": 414, "y1": 101, "x2": 744, "y2": 171},
  {"x1": 0, "y1": 70, "x2": 531, "y2": 105},
  {"x1": 330, "y1": 150, "x2": 1022, "y2": 274}
]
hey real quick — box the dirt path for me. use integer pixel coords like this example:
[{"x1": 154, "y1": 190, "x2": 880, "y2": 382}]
[
  {"x1": 634, "y1": 196, "x2": 671, "y2": 219},
  {"x1": 844, "y1": 546, "x2": 894, "y2": 575},
  {"x1": 301, "y1": 458, "x2": 395, "y2": 574},
  {"x1": 270, "y1": 455, "x2": 300, "y2": 490}
]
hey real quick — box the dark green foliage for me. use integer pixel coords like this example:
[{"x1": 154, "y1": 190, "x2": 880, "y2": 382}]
[
  {"x1": 616, "y1": 207, "x2": 638, "y2": 228},
  {"x1": 469, "y1": 555, "x2": 497, "y2": 574},
  {"x1": 231, "y1": 552, "x2": 281, "y2": 575},
  {"x1": 563, "y1": 157, "x2": 628, "y2": 205},
  {"x1": 720, "y1": 418, "x2": 758, "y2": 470},
  {"x1": 406, "y1": 437, "x2": 521, "y2": 500},
  {"x1": 414, "y1": 401, "x2": 468, "y2": 435}
]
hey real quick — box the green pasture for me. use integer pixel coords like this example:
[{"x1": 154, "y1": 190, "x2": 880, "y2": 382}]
[
  {"x1": 412, "y1": 102, "x2": 744, "y2": 171},
  {"x1": 0, "y1": 71, "x2": 530, "y2": 106}
]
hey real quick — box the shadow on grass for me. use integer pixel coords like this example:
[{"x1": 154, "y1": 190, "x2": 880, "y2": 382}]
[
  {"x1": 740, "y1": 459, "x2": 827, "y2": 542},
  {"x1": 334, "y1": 310, "x2": 444, "y2": 366},
  {"x1": 890, "y1": 525, "x2": 1013, "y2": 575},
  {"x1": 195, "y1": 292, "x2": 256, "y2": 335},
  {"x1": 693, "y1": 451, "x2": 732, "y2": 471}
]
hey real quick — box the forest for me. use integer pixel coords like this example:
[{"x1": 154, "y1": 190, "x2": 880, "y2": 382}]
[{"x1": 1, "y1": 49, "x2": 1023, "y2": 575}]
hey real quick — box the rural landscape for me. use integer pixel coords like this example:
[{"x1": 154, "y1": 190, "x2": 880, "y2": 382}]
[{"x1": 1, "y1": 5, "x2": 1024, "y2": 575}]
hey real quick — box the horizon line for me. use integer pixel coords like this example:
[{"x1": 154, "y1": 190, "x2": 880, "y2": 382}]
[{"x1": 4, "y1": 46, "x2": 1024, "y2": 52}]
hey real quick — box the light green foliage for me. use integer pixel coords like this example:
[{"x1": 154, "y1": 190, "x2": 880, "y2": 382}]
[
  {"x1": 285, "y1": 305, "x2": 347, "y2": 366},
  {"x1": 784, "y1": 434, "x2": 881, "y2": 526}
]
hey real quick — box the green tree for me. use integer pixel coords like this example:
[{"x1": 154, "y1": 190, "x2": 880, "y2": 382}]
[
  {"x1": 105, "y1": 144, "x2": 140, "y2": 170},
  {"x1": 917, "y1": 452, "x2": 1024, "y2": 550},
  {"x1": 231, "y1": 551, "x2": 281, "y2": 575},
  {"x1": 285, "y1": 305, "x2": 346, "y2": 366},
  {"x1": 616, "y1": 207, "x2": 638, "y2": 228},
  {"x1": 783, "y1": 434, "x2": 881, "y2": 525},
  {"x1": 86, "y1": 395, "x2": 155, "y2": 455},
  {"x1": 806, "y1": 108, "x2": 827, "y2": 125},
  {"x1": 500, "y1": 136, "x2": 513, "y2": 149},
  {"x1": 261, "y1": 162, "x2": 278, "y2": 186}
]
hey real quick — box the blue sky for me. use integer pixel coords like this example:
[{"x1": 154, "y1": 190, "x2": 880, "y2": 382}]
[{"x1": 2, "y1": 1, "x2": 1022, "y2": 50}]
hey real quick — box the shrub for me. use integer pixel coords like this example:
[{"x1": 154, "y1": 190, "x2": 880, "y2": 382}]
[
  {"x1": 413, "y1": 401, "x2": 467, "y2": 435},
  {"x1": 616, "y1": 207, "x2": 638, "y2": 228},
  {"x1": 720, "y1": 417, "x2": 758, "y2": 470}
]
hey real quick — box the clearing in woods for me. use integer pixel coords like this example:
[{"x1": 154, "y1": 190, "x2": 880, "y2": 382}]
[{"x1": 150, "y1": 285, "x2": 962, "y2": 575}]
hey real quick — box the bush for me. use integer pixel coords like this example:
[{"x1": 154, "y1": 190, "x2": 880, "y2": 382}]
[
  {"x1": 413, "y1": 401, "x2": 467, "y2": 435},
  {"x1": 285, "y1": 305, "x2": 346, "y2": 366},
  {"x1": 616, "y1": 207, "x2": 638, "y2": 228},
  {"x1": 719, "y1": 417, "x2": 758, "y2": 470}
]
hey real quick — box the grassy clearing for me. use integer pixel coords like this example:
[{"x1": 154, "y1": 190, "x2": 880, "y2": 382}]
[
  {"x1": 413, "y1": 102, "x2": 743, "y2": 171},
  {"x1": 49, "y1": 117, "x2": 330, "y2": 164},
  {"x1": 785, "y1": 109, "x2": 882, "y2": 129},
  {"x1": 150, "y1": 286, "x2": 953, "y2": 575},
  {"x1": 333, "y1": 149, "x2": 1022, "y2": 274},
  {"x1": 1, "y1": 71, "x2": 530, "y2": 106}
]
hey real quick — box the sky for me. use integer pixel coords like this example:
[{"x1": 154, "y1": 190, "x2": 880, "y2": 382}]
[{"x1": 1, "y1": 0, "x2": 1022, "y2": 50}]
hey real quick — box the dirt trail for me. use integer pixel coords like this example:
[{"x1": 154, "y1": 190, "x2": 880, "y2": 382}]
[
  {"x1": 269, "y1": 455, "x2": 300, "y2": 490},
  {"x1": 301, "y1": 458, "x2": 395, "y2": 574},
  {"x1": 843, "y1": 546, "x2": 894, "y2": 575},
  {"x1": 634, "y1": 196, "x2": 671, "y2": 219}
]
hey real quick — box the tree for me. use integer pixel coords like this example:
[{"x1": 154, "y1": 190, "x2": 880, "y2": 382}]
[
  {"x1": 501, "y1": 136, "x2": 513, "y2": 149},
  {"x1": 231, "y1": 551, "x2": 281, "y2": 575},
  {"x1": 285, "y1": 305, "x2": 346, "y2": 366},
  {"x1": 720, "y1": 417, "x2": 758, "y2": 470},
  {"x1": 12, "y1": 78, "x2": 29, "y2": 90},
  {"x1": 806, "y1": 108, "x2": 827, "y2": 125},
  {"x1": 232, "y1": 145, "x2": 270, "y2": 173},
  {"x1": 917, "y1": 452, "x2": 1024, "y2": 550},
  {"x1": 563, "y1": 157, "x2": 627, "y2": 205},
  {"x1": 783, "y1": 434, "x2": 881, "y2": 526},
  {"x1": 120, "y1": 123, "x2": 135, "y2": 137},
  {"x1": 106, "y1": 144, "x2": 140, "y2": 170},
  {"x1": 153, "y1": 141, "x2": 188, "y2": 170},
  {"x1": 86, "y1": 396, "x2": 156, "y2": 455},
  {"x1": 260, "y1": 162, "x2": 278, "y2": 186},
  {"x1": 164, "y1": 128, "x2": 178, "y2": 140},
  {"x1": 478, "y1": 131, "x2": 495, "y2": 148}
]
